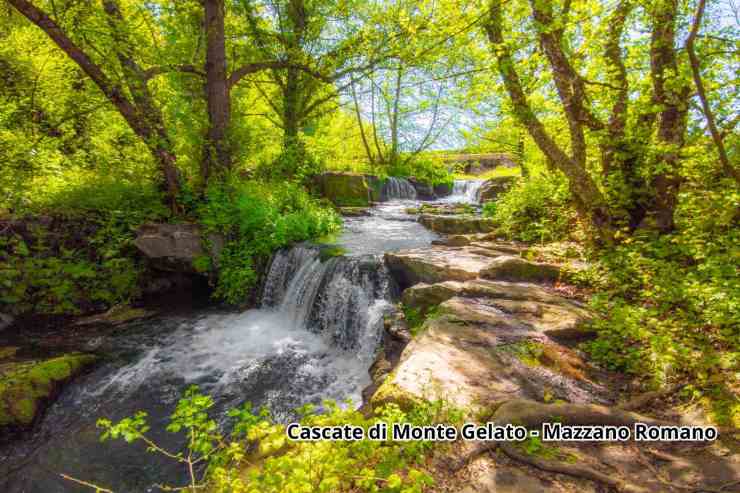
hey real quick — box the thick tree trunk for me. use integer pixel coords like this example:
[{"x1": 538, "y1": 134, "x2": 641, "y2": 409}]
[
  {"x1": 9, "y1": 0, "x2": 182, "y2": 211},
  {"x1": 202, "y1": 0, "x2": 231, "y2": 185},
  {"x1": 647, "y1": 0, "x2": 690, "y2": 232}
]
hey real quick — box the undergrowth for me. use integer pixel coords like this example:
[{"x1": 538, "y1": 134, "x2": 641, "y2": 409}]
[
  {"x1": 0, "y1": 176, "x2": 168, "y2": 315},
  {"x1": 483, "y1": 166, "x2": 739, "y2": 426},
  {"x1": 90, "y1": 386, "x2": 463, "y2": 493}
]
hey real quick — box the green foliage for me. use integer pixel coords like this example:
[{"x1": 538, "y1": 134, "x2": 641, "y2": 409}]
[
  {"x1": 574, "y1": 172, "x2": 740, "y2": 425},
  {"x1": 401, "y1": 304, "x2": 442, "y2": 337},
  {"x1": 0, "y1": 177, "x2": 166, "y2": 316},
  {"x1": 199, "y1": 178, "x2": 341, "y2": 304},
  {"x1": 483, "y1": 173, "x2": 577, "y2": 243},
  {"x1": 96, "y1": 387, "x2": 461, "y2": 493},
  {"x1": 386, "y1": 156, "x2": 452, "y2": 187}
]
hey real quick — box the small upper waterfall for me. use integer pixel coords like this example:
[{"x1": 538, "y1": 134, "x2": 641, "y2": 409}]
[
  {"x1": 262, "y1": 246, "x2": 393, "y2": 350},
  {"x1": 381, "y1": 177, "x2": 417, "y2": 200},
  {"x1": 444, "y1": 179, "x2": 484, "y2": 204}
]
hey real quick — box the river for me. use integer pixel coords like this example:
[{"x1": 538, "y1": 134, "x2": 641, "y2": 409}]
[{"x1": 0, "y1": 179, "x2": 476, "y2": 492}]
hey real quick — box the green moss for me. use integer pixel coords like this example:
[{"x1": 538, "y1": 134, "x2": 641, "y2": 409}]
[
  {"x1": 319, "y1": 245, "x2": 347, "y2": 261},
  {"x1": 319, "y1": 174, "x2": 370, "y2": 206},
  {"x1": 499, "y1": 340, "x2": 544, "y2": 367},
  {"x1": 0, "y1": 353, "x2": 97, "y2": 427},
  {"x1": 370, "y1": 377, "x2": 421, "y2": 412}
]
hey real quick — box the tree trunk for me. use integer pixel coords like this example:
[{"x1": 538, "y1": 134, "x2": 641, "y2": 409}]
[
  {"x1": 282, "y1": 67, "x2": 301, "y2": 154},
  {"x1": 390, "y1": 63, "x2": 403, "y2": 165},
  {"x1": 485, "y1": 0, "x2": 613, "y2": 242},
  {"x1": 646, "y1": 0, "x2": 690, "y2": 231},
  {"x1": 202, "y1": 0, "x2": 231, "y2": 185},
  {"x1": 686, "y1": 0, "x2": 740, "y2": 186}
]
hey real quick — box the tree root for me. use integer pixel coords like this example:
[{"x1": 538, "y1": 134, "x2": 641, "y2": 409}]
[
  {"x1": 617, "y1": 384, "x2": 685, "y2": 412},
  {"x1": 498, "y1": 441, "x2": 651, "y2": 493},
  {"x1": 448, "y1": 399, "x2": 732, "y2": 493}
]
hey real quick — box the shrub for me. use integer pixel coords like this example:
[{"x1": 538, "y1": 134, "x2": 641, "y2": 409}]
[
  {"x1": 0, "y1": 177, "x2": 167, "y2": 316},
  {"x1": 92, "y1": 386, "x2": 461, "y2": 493},
  {"x1": 387, "y1": 156, "x2": 452, "y2": 187},
  {"x1": 198, "y1": 178, "x2": 341, "y2": 304},
  {"x1": 483, "y1": 173, "x2": 577, "y2": 243}
]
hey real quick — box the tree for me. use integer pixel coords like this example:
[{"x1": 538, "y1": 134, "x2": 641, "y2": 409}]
[
  {"x1": 686, "y1": 0, "x2": 740, "y2": 186},
  {"x1": 239, "y1": 0, "x2": 401, "y2": 177},
  {"x1": 7, "y1": 0, "x2": 187, "y2": 211},
  {"x1": 484, "y1": 0, "x2": 696, "y2": 238}
]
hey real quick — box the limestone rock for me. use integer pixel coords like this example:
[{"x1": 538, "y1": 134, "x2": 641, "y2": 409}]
[
  {"x1": 432, "y1": 234, "x2": 471, "y2": 247},
  {"x1": 419, "y1": 214, "x2": 496, "y2": 234},
  {"x1": 312, "y1": 172, "x2": 370, "y2": 206},
  {"x1": 0, "y1": 353, "x2": 97, "y2": 431},
  {"x1": 338, "y1": 206, "x2": 370, "y2": 217},
  {"x1": 385, "y1": 247, "x2": 494, "y2": 288},
  {"x1": 478, "y1": 176, "x2": 517, "y2": 202},
  {"x1": 134, "y1": 223, "x2": 223, "y2": 272},
  {"x1": 480, "y1": 255, "x2": 561, "y2": 283}
]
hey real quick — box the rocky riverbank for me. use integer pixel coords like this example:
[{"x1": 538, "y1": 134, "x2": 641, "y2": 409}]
[{"x1": 367, "y1": 212, "x2": 740, "y2": 493}]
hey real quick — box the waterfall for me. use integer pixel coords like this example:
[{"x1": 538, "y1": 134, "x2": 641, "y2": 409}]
[
  {"x1": 381, "y1": 177, "x2": 417, "y2": 200},
  {"x1": 262, "y1": 246, "x2": 394, "y2": 350},
  {"x1": 445, "y1": 179, "x2": 484, "y2": 204}
]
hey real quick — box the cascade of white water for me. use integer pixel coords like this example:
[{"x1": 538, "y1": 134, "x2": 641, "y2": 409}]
[
  {"x1": 381, "y1": 177, "x2": 417, "y2": 200},
  {"x1": 445, "y1": 179, "x2": 484, "y2": 203},
  {"x1": 262, "y1": 246, "x2": 393, "y2": 350}
]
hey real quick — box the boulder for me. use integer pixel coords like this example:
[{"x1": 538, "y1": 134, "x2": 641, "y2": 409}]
[
  {"x1": 431, "y1": 234, "x2": 471, "y2": 247},
  {"x1": 419, "y1": 214, "x2": 496, "y2": 234},
  {"x1": 478, "y1": 176, "x2": 517, "y2": 202},
  {"x1": 408, "y1": 177, "x2": 436, "y2": 200},
  {"x1": 364, "y1": 175, "x2": 384, "y2": 202},
  {"x1": 313, "y1": 172, "x2": 370, "y2": 206},
  {"x1": 385, "y1": 247, "x2": 494, "y2": 288},
  {"x1": 134, "y1": 223, "x2": 223, "y2": 272},
  {"x1": 1, "y1": 352, "x2": 97, "y2": 432},
  {"x1": 480, "y1": 255, "x2": 561, "y2": 283},
  {"x1": 338, "y1": 206, "x2": 370, "y2": 217}
]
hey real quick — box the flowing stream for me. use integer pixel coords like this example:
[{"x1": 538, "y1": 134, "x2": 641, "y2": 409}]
[
  {"x1": 0, "y1": 196, "x2": 441, "y2": 493},
  {"x1": 439, "y1": 179, "x2": 485, "y2": 204}
]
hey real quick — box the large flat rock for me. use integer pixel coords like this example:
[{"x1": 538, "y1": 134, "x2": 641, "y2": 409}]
[
  {"x1": 372, "y1": 297, "x2": 607, "y2": 412},
  {"x1": 419, "y1": 214, "x2": 496, "y2": 234},
  {"x1": 402, "y1": 279, "x2": 592, "y2": 338},
  {"x1": 385, "y1": 247, "x2": 495, "y2": 288}
]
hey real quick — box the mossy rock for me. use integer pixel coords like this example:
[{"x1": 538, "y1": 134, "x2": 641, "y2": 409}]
[
  {"x1": 0, "y1": 353, "x2": 97, "y2": 429},
  {"x1": 313, "y1": 172, "x2": 370, "y2": 207},
  {"x1": 370, "y1": 376, "x2": 422, "y2": 412}
]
